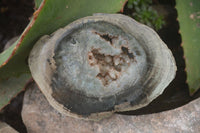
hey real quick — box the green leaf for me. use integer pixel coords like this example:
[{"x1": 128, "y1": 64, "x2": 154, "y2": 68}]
[
  {"x1": 0, "y1": 0, "x2": 126, "y2": 109},
  {"x1": 0, "y1": 74, "x2": 31, "y2": 109},
  {"x1": 176, "y1": 0, "x2": 200, "y2": 95}
]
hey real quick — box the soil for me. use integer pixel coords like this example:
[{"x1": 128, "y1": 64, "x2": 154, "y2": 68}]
[{"x1": 0, "y1": 0, "x2": 199, "y2": 132}]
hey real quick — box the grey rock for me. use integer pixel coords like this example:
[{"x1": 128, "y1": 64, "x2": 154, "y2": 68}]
[
  {"x1": 22, "y1": 83, "x2": 200, "y2": 133},
  {"x1": 0, "y1": 122, "x2": 18, "y2": 133}
]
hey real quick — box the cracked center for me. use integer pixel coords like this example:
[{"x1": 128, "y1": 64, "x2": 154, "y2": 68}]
[
  {"x1": 88, "y1": 46, "x2": 135, "y2": 86},
  {"x1": 53, "y1": 21, "x2": 146, "y2": 97}
]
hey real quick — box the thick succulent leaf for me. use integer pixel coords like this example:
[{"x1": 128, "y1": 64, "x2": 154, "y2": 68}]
[
  {"x1": 176, "y1": 0, "x2": 200, "y2": 95},
  {"x1": 0, "y1": 74, "x2": 31, "y2": 109},
  {"x1": 0, "y1": 0, "x2": 126, "y2": 109}
]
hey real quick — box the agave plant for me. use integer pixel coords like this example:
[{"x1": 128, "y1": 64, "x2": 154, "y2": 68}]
[{"x1": 176, "y1": 0, "x2": 200, "y2": 95}]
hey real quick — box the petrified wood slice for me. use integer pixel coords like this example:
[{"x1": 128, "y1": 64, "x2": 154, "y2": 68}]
[{"x1": 29, "y1": 14, "x2": 176, "y2": 120}]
